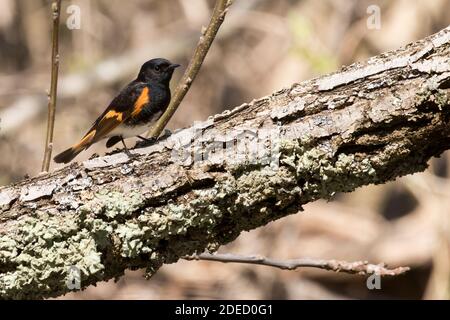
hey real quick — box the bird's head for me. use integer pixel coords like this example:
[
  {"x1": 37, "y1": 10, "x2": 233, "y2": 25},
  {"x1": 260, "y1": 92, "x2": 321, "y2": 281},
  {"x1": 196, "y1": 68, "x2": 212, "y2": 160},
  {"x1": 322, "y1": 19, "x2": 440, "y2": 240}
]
[{"x1": 137, "y1": 58, "x2": 180, "y2": 85}]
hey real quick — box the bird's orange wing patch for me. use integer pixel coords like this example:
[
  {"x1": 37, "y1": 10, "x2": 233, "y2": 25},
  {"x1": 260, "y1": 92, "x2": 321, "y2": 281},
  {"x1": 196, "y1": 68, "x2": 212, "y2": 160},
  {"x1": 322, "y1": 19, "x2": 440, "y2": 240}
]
[
  {"x1": 131, "y1": 87, "x2": 150, "y2": 117},
  {"x1": 104, "y1": 110, "x2": 124, "y2": 122},
  {"x1": 93, "y1": 110, "x2": 125, "y2": 138},
  {"x1": 70, "y1": 109, "x2": 125, "y2": 151}
]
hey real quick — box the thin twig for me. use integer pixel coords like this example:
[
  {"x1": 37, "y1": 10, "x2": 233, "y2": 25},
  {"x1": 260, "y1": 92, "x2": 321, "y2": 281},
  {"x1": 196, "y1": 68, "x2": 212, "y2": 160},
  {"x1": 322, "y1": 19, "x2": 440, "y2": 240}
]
[
  {"x1": 41, "y1": 0, "x2": 62, "y2": 172},
  {"x1": 147, "y1": 0, "x2": 234, "y2": 138},
  {"x1": 184, "y1": 253, "x2": 410, "y2": 276}
]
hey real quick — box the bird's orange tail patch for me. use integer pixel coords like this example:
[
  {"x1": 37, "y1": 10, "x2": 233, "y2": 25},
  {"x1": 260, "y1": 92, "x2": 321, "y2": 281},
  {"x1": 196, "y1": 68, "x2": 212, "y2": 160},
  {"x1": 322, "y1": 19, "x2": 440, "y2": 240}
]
[
  {"x1": 53, "y1": 130, "x2": 96, "y2": 164},
  {"x1": 72, "y1": 129, "x2": 97, "y2": 151}
]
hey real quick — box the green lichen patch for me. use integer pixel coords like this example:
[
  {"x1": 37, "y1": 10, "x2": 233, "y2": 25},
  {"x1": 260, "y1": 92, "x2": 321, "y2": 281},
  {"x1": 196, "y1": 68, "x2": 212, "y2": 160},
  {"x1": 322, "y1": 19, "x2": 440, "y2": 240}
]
[
  {"x1": 0, "y1": 212, "x2": 104, "y2": 299},
  {"x1": 80, "y1": 190, "x2": 145, "y2": 219}
]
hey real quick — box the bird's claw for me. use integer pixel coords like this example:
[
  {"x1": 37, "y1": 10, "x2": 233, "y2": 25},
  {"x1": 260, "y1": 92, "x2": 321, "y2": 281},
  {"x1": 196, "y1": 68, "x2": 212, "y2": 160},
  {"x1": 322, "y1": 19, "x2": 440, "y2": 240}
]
[
  {"x1": 161, "y1": 129, "x2": 172, "y2": 138},
  {"x1": 124, "y1": 149, "x2": 138, "y2": 160},
  {"x1": 135, "y1": 135, "x2": 157, "y2": 148}
]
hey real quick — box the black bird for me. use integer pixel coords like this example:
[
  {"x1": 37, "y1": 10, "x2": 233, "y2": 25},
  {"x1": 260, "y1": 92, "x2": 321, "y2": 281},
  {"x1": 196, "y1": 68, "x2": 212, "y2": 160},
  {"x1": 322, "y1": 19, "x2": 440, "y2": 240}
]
[{"x1": 54, "y1": 58, "x2": 180, "y2": 164}]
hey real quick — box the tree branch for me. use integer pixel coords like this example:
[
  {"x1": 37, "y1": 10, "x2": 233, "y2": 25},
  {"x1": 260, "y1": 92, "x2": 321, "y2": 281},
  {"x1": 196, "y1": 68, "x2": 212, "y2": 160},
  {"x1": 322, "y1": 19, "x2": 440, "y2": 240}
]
[
  {"x1": 184, "y1": 253, "x2": 410, "y2": 276},
  {"x1": 41, "y1": 0, "x2": 62, "y2": 172},
  {"x1": 148, "y1": 0, "x2": 233, "y2": 138},
  {"x1": 0, "y1": 26, "x2": 449, "y2": 299}
]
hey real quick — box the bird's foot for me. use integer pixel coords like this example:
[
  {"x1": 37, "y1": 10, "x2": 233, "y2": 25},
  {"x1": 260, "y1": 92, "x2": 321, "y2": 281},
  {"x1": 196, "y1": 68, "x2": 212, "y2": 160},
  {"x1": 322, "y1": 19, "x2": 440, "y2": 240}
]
[
  {"x1": 135, "y1": 130, "x2": 172, "y2": 148},
  {"x1": 124, "y1": 148, "x2": 138, "y2": 160},
  {"x1": 137, "y1": 135, "x2": 156, "y2": 143},
  {"x1": 161, "y1": 129, "x2": 172, "y2": 139},
  {"x1": 120, "y1": 137, "x2": 138, "y2": 160},
  {"x1": 135, "y1": 135, "x2": 157, "y2": 148}
]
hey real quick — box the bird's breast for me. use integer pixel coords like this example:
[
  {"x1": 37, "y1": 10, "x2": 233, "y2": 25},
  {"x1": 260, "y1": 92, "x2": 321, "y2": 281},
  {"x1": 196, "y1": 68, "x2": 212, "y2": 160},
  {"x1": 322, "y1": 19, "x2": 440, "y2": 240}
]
[
  {"x1": 111, "y1": 125, "x2": 148, "y2": 139},
  {"x1": 118, "y1": 110, "x2": 163, "y2": 138}
]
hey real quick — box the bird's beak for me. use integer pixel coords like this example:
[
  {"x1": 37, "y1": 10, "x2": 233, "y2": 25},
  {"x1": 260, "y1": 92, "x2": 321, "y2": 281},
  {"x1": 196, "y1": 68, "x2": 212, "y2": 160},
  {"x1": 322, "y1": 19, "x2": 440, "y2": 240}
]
[{"x1": 169, "y1": 63, "x2": 181, "y2": 69}]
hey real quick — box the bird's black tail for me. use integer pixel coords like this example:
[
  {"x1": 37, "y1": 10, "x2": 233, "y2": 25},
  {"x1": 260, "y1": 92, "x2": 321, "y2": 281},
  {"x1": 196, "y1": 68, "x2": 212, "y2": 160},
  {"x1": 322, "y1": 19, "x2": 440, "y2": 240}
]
[{"x1": 53, "y1": 146, "x2": 84, "y2": 164}]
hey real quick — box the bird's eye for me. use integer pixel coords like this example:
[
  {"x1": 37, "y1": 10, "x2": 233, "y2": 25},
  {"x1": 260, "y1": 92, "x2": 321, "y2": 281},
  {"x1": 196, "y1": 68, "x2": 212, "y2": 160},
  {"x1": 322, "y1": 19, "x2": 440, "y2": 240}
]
[{"x1": 154, "y1": 65, "x2": 161, "y2": 72}]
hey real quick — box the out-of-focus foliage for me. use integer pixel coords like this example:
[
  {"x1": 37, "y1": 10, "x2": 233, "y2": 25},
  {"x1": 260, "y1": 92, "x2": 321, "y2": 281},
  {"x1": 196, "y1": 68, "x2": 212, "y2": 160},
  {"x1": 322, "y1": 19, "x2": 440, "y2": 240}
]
[{"x1": 0, "y1": 0, "x2": 449, "y2": 299}]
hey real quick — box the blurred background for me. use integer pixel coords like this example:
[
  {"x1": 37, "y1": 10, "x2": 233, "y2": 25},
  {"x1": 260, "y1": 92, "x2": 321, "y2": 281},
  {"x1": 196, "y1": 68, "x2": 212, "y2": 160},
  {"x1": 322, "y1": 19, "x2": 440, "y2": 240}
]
[{"x1": 0, "y1": 0, "x2": 449, "y2": 299}]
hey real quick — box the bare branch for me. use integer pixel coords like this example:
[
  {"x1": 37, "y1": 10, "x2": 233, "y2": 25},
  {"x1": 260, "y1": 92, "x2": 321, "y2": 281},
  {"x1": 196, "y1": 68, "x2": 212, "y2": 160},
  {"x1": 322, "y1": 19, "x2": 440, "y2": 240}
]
[
  {"x1": 147, "y1": 0, "x2": 234, "y2": 138},
  {"x1": 184, "y1": 253, "x2": 410, "y2": 276},
  {"x1": 41, "y1": 0, "x2": 62, "y2": 172}
]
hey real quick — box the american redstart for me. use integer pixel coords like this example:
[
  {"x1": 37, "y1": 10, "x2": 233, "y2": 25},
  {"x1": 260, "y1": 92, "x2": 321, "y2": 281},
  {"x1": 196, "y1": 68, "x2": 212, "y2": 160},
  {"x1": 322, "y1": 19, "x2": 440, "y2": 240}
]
[{"x1": 54, "y1": 58, "x2": 180, "y2": 164}]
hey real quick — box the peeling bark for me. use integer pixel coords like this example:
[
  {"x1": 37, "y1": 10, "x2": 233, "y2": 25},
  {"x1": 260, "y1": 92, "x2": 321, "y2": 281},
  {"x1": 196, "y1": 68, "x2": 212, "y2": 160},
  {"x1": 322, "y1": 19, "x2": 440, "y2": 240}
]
[{"x1": 1, "y1": 26, "x2": 450, "y2": 299}]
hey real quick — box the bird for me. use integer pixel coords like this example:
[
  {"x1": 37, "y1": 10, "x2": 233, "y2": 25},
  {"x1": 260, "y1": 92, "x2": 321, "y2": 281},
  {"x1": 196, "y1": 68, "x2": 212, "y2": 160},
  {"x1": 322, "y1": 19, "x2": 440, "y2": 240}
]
[{"x1": 53, "y1": 58, "x2": 180, "y2": 164}]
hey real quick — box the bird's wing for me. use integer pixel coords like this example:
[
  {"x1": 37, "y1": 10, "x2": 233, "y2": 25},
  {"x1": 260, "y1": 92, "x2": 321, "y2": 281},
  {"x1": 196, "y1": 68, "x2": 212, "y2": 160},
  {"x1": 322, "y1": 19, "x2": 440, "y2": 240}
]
[{"x1": 78, "y1": 83, "x2": 150, "y2": 146}]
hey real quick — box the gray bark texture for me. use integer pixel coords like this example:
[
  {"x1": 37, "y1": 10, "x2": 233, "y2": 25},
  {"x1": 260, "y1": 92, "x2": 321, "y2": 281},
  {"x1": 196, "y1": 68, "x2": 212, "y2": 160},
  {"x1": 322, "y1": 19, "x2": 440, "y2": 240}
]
[{"x1": 1, "y1": 26, "x2": 450, "y2": 299}]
